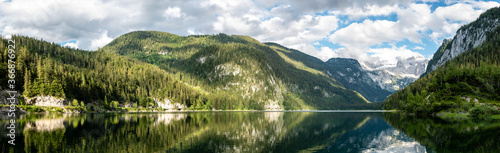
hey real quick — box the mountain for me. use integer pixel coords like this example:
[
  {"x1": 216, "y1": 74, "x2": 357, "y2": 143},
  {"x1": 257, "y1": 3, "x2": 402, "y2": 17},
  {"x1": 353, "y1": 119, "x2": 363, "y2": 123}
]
[
  {"x1": 384, "y1": 7, "x2": 500, "y2": 114},
  {"x1": 324, "y1": 58, "x2": 391, "y2": 102},
  {"x1": 423, "y1": 7, "x2": 500, "y2": 76},
  {"x1": 262, "y1": 43, "x2": 392, "y2": 102},
  {"x1": 2, "y1": 32, "x2": 386, "y2": 110},
  {"x1": 100, "y1": 31, "x2": 382, "y2": 109},
  {"x1": 0, "y1": 35, "x2": 210, "y2": 110},
  {"x1": 360, "y1": 57, "x2": 429, "y2": 92}
]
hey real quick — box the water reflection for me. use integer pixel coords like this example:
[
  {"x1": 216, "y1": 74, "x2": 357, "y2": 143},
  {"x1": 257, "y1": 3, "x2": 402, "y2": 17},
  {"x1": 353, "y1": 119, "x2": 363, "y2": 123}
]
[
  {"x1": 384, "y1": 113, "x2": 500, "y2": 153},
  {"x1": 1, "y1": 112, "x2": 497, "y2": 152},
  {"x1": 154, "y1": 113, "x2": 187, "y2": 126}
]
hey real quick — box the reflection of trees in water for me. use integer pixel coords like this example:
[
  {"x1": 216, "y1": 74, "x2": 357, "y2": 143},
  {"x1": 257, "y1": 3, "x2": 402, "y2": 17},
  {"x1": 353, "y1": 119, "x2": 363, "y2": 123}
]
[
  {"x1": 182, "y1": 112, "x2": 376, "y2": 153},
  {"x1": 21, "y1": 113, "x2": 86, "y2": 153},
  {"x1": 384, "y1": 113, "x2": 500, "y2": 153},
  {"x1": 13, "y1": 112, "x2": 386, "y2": 153}
]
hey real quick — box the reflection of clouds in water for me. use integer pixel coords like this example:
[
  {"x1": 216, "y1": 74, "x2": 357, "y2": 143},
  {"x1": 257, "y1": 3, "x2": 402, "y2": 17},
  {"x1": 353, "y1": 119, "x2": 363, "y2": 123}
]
[
  {"x1": 153, "y1": 113, "x2": 187, "y2": 126},
  {"x1": 362, "y1": 129, "x2": 426, "y2": 153}
]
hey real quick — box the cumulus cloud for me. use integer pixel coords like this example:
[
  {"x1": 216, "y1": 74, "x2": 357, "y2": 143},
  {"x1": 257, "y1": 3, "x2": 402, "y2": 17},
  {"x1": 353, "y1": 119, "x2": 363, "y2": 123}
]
[
  {"x1": 0, "y1": 0, "x2": 499, "y2": 68},
  {"x1": 330, "y1": 19, "x2": 421, "y2": 48},
  {"x1": 164, "y1": 7, "x2": 184, "y2": 18},
  {"x1": 329, "y1": 1, "x2": 499, "y2": 65},
  {"x1": 91, "y1": 31, "x2": 113, "y2": 50},
  {"x1": 363, "y1": 46, "x2": 427, "y2": 66},
  {"x1": 331, "y1": 4, "x2": 399, "y2": 19}
]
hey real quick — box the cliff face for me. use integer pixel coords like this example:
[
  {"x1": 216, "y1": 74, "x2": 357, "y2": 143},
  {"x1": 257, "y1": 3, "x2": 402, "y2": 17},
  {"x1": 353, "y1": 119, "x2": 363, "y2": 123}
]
[{"x1": 425, "y1": 16, "x2": 500, "y2": 75}]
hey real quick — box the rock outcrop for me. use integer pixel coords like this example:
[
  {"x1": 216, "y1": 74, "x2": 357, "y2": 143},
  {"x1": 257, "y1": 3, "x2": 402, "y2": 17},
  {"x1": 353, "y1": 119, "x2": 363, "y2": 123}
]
[
  {"x1": 153, "y1": 98, "x2": 187, "y2": 110},
  {"x1": 25, "y1": 96, "x2": 67, "y2": 107}
]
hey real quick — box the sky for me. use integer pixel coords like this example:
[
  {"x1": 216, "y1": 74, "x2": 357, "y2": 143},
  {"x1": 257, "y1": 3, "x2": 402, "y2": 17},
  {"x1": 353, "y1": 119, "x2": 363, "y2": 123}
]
[{"x1": 1, "y1": 0, "x2": 499, "y2": 67}]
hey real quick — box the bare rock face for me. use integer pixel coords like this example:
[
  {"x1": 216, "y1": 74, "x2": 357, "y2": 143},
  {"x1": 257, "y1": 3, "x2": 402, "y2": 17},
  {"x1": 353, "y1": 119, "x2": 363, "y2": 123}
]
[
  {"x1": 426, "y1": 18, "x2": 500, "y2": 74},
  {"x1": 264, "y1": 99, "x2": 283, "y2": 110},
  {"x1": 153, "y1": 98, "x2": 187, "y2": 110},
  {"x1": 25, "y1": 96, "x2": 67, "y2": 107}
]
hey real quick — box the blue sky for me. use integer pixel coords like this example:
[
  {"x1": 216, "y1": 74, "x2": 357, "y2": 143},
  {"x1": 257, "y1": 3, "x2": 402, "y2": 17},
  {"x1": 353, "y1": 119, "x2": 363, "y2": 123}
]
[{"x1": 1, "y1": 0, "x2": 499, "y2": 67}]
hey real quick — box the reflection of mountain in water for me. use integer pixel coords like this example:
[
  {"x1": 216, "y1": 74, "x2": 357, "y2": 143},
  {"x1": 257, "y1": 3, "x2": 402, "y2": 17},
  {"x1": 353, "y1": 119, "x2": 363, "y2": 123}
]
[
  {"x1": 384, "y1": 113, "x2": 500, "y2": 153},
  {"x1": 362, "y1": 129, "x2": 426, "y2": 153},
  {"x1": 310, "y1": 114, "x2": 426, "y2": 153},
  {"x1": 1, "y1": 112, "x2": 441, "y2": 153}
]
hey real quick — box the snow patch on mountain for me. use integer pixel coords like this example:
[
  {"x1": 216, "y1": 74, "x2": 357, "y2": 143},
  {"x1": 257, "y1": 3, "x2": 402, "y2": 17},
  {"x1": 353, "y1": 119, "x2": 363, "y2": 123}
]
[{"x1": 360, "y1": 56, "x2": 428, "y2": 92}]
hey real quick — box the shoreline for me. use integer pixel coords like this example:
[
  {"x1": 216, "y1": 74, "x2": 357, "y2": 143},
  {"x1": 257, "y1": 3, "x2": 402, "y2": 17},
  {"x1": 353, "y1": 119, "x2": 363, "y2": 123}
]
[{"x1": 0, "y1": 104, "x2": 396, "y2": 114}]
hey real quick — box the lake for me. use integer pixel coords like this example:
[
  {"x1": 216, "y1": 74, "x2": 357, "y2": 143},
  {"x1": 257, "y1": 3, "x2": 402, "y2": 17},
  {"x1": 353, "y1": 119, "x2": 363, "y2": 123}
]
[{"x1": 1, "y1": 111, "x2": 499, "y2": 153}]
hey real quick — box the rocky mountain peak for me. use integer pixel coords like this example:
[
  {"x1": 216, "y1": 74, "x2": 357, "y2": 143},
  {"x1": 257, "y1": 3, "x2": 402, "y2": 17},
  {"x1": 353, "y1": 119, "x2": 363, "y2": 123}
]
[{"x1": 425, "y1": 7, "x2": 500, "y2": 75}]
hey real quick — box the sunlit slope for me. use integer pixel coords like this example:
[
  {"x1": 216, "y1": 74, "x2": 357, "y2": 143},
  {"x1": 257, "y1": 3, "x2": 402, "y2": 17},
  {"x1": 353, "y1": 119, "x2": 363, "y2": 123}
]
[{"x1": 102, "y1": 31, "x2": 375, "y2": 109}]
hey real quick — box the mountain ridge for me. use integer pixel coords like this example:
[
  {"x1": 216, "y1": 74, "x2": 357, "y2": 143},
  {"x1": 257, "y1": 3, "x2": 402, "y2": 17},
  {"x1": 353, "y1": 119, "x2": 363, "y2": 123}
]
[
  {"x1": 0, "y1": 31, "x2": 388, "y2": 110},
  {"x1": 384, "y1": 7, "x2": 500, "y2": 115},
  {"x1": 101, "y1": 31, "x2": 378, "y2": 109},
  {"x1": 423, "y1": 7, "x2": 500, "y2": 76}
]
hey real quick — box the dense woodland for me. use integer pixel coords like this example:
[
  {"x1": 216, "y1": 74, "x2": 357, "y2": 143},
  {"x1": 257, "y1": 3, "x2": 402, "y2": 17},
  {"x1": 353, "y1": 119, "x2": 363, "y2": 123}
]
[
  {"x1": 1, "y1": 32, "x2": 381, "y2": 110},
  {"x1": 384, "y1": 23, "x2": 500, "y2": 115},
  {"x1": 0, "y1": 35, "x2": 229, "y2": 109}
]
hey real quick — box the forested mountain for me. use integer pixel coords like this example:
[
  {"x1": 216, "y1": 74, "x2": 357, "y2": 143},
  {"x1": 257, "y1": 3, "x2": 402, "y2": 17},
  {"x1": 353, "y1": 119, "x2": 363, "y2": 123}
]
[
  {"x1": 0, "y1": 35, "x2": 209, "y2": 109},
  {"x1": 100, "y1": 31, "x2": 377, "y2": 109},
  {"x1": 423, "y1": 7, "x2": 500, "y2": 76},
  {"x1": 384, "y1": 7, "x2": 500, "y2": 114},
  {"x1": 1, "y1": 32, "x2": 382, "y2": 110}
]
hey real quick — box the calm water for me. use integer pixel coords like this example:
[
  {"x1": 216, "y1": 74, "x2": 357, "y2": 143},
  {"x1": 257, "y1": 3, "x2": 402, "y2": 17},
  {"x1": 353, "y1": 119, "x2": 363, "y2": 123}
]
[{"x1": 1, "y1": 112, "x2": 499, "y2": 153}]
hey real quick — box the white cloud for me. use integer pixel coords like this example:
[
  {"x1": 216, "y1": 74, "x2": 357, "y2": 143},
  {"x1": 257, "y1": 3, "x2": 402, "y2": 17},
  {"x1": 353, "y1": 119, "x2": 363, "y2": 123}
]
[
  {"x1": 164, "y1": 7, "x2": 183, "y2": 18},
  {"x1": 91, "y1": 31, "x2": 113, "y2": 49},
  {"x1": 63, "y1": 41, "x2": 79, "y2": 49},
  {"x1": 0, "y1": 0, "x2": 498, "y2": 69},
  {"x1": 365, "y1": 46, "x2": 426, "y2": 65},
  {"x1": 434, "y1": 3, "x2": 481, "y2": 22},
  {"x1": 331, "y1": 4, "x2": 399, "y2": 19},
  {"x1": 330, "y1": 19, "x2": 421, "y2": 48},
  {"x1": 470, "y1": 1, "x2": 500, "y2": 10},
  {"x1": 187, "y1": 29, "x2": 196, "y2": 35},
  {"x1": 294, "y1": 43, "x2": 342, "y2": 61},
  {"x1": 413, "y1": 46, "x2": 424, "y2": 50}
]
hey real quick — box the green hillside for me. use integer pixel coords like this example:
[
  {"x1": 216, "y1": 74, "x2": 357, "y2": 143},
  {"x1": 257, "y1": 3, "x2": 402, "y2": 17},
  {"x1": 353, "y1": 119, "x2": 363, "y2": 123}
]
[
  {"x1": 0, "y1": 35, "x2": 211, "y2": 109},
  {"x1": 384, "y1": 23, "x2": 500, "y2": 115},
  {"x1": 264, "y1": 43, "x2": 391, "y2": 102},
  {"x1": 1, "y1": 32, "x2": 380, "y2": 110},
  {"x1": 101, "y1": 31, "x2": 374, "y2": 109}
]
